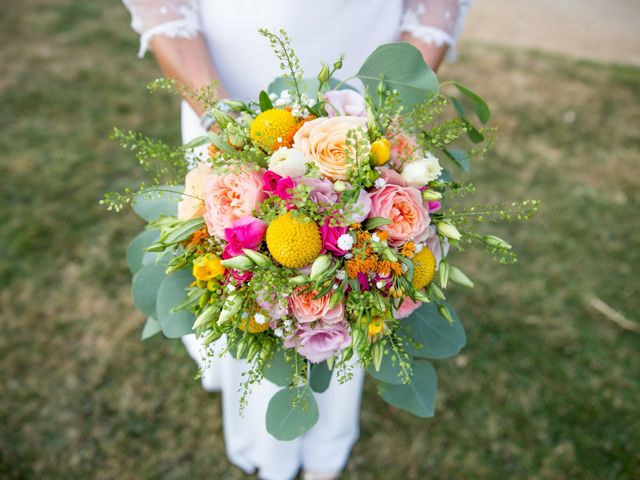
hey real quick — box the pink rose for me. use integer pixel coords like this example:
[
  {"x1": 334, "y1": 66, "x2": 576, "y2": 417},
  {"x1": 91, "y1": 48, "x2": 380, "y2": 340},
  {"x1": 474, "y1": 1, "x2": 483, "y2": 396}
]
[
  {"x1": 342, "y1": 189, "x2": 372, "y2": 224},
  {"x1": 369, "y1": 184, "x2": 430, "y2": 247},
  {"x1": 223, "y1": 216, "x2": 267, "y2": 257},
  {"x1": 320, "y1": 218, "x2": 348, "y2": 256},
  {"x1": 203, "y1": 169, "x2": 267, "y2": 239},
  {"x1": 289, "y1": 285, "x2": 344, "y2": 324},
  {"x1": 323, "y1": 90, "x2": 367, "y2": 118},
  {"x1": 376, "y1": 167, "x2": 407, "y2": 187},
  {"x1": 263, "y1": 170, "x2": 283, "y2": 192},
  {"x1": 394, "y1": 298, "x2": 422, "y2": 319},
  {"x1": 178, "y1": 162, "x2": 213, "y2": 220},
  {"x1": 284, "y1": 321, "x2": 351, "y2": 363},
  {"x1": 300, "y1": 177, "x2": 338, "y2": 205}
]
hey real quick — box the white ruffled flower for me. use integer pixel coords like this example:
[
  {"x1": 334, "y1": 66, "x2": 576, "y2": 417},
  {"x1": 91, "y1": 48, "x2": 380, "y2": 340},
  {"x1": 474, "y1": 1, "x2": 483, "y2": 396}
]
[
  {"x1": 336, "y1": 270, "x2": 346, "y2": 280},
  {"x1": 337, "y1": 234, "x2": 354, "y2": 251},
  {"x1": 253, "y1": 313, "x2": 266, "y2": 325},
  {"x1": 268, "y1": 147, "x2": 311, "y2": 177},
  {"x1": 374, "y1": 177, "x2": 387, "y2": 189},
  {"x1": 371, "y1": 233, "x2": 380, "y2": 243},
  {"x1": 401, "y1": 153, "x2": 443, "y2": 187},
  {"x1": 274, "y1": 327, "x2": 284, "y2": 337}
]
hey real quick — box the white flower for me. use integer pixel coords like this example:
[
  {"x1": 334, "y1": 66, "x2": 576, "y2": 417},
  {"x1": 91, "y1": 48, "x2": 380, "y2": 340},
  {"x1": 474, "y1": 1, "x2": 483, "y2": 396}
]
[
  {"x1": 374, "y1": 177, "x2": 387, "y2": 189},
  {"x1": 344, "y1": 253, "x2": 353, "y2": 259},
  {"x1": 371, "y1": 233, "x2": 380, "y2": 243},
  {"x1": 376, "y1": 280, "x2": 386, "y2": 289},
  {"x1": 336, "y1": 270, "x2": 346, "y2": 280},
  {"x1": 337, "y1": 234, "x2": 354, "y2": 251},
  {"x1": 274, "y1": 90, "x2": 292, "y2": 107},
  {"x1": 414, "y1": 243, "x2": 424, "y2": 253},
  {"x1": 274, "y1": 327, "x2": 284, "y2": 337},
  {"x1": 283, "y1": 319, "x2": 293, "y2": 329},
  {"x1": 401, "y1": 153, "x2": 443, "y2": 187},
  {"x1": 226, "y1": 284, "x2": 236, "y2": 292},
  {"x1": 268, "y1": 147, "x2": 311, "y2": 177},
  {"x1": 253, "y1": 312, "x2": 266, "y2": 325}
]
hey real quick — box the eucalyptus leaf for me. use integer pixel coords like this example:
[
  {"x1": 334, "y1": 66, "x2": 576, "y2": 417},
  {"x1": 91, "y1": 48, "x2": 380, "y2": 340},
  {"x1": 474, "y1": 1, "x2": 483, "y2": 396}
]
[
  {"x1": 266, "y1": 386, "x2": 319, "y2": 441},
  {"x1": 132, "y1": 186, "x2": 183, "y2": 222},
  {"x1": 156, "y1": 269, "x2": 196, "y2": 338},
  {"x1": 131, "y1": 263, "x2": 166, "y2": 318},
  {"x1": 399, "y1": 302, "x2": 466, "y2": 359},
  {"x1": 127, "y1": 229, "x2": 160, "y2": 274},
  {"x1": 367, "y1": 348, "x2": 414, "y2": 385},
  {"x1": 263, "y1": 347, "x2": 294, "y2": 387},
  {"x1": 141, "y1": 317, "x2": 162, "y2": 340},
  {"x1": 378, "y1": 360, "x2": 437, "y2": 417},
  {"x1": 357, "y1": 43, "x2": 439, "y2": 109},
  {"x1": 309, "y1": 362, "x2": 332, "y2": 393},
  {"x1": 443, "y1": 148, "x2": 471, "y2": 172},
  {"x1": 453, "y1": 82, "x2": 491, "y2": 124}
]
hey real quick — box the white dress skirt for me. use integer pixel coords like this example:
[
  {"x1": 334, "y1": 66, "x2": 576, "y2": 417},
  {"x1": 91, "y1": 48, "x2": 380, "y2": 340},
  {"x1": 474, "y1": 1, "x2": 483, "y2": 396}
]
[{"x1": 122, "y1": 1, "x2": 471, "y2": 478}]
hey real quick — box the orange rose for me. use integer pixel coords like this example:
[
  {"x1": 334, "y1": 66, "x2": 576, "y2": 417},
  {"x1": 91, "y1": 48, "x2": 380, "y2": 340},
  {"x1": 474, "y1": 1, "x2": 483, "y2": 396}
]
[
  {"x1": 178, "y1": 162, "x2": 213, "y2": 220},
  {"x1": 293, "y1": 116, "x2": 368, "y2": 181}
]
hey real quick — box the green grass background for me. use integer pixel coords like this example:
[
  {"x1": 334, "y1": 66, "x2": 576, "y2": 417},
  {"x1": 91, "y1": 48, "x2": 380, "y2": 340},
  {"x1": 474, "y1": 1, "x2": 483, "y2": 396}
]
[{"x1": 1, "y1": 1, "x2": 639, "y2": 478}]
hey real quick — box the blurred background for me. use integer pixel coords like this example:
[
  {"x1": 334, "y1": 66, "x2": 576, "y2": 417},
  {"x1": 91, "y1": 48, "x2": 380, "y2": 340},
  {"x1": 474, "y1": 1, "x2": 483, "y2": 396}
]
[{"x1": 1, "y1": 0, "x2": 639, "y2": 478}]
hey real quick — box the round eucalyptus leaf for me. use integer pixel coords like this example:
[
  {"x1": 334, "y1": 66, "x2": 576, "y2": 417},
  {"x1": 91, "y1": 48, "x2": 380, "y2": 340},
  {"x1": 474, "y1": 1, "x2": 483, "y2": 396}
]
[
  {"x1": 141, "y1": 317, "x2": 162, "y2": 340},
  {"x1": 367, "y1": 349, "x2": 414, "y2": 385},
  {"x1": 132, "y1": 186, "x2": 183, "y2": 222},
  {"x1": 263, "y1": 347, "x2": 294, "y2": 387},
  {"x1": 309, "y1": 362, "x2": 332, "y2": 393},
  {"x1": 131, "y1": 263, "x2": 166, "y2": 318},
  {"x1": 156, "y1": 269, "x2": 196, "y2": 338},
  {"x1": 357, "y1": 42, "x2": 439, "y2": 109},
  {"x1": 266, "y1": 386, "x2": 319, "y2": 441},
  {"x1": 126, "y1": 229, "x2": 160, "y2": 274},
  {"x1": 399, "y1": 302, "x2": 466, "y2": 359},
  {"x1": 378, "y1": 360, "x2": 437, "y2": 418}
]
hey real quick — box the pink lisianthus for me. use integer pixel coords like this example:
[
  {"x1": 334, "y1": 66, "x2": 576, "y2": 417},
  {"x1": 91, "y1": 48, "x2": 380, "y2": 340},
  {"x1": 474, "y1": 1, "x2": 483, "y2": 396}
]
[
  {"x1": 320, "y1": 218, "x2": 349, "y2": 256},
  {"x1": 342, "y1": 189, "x2": 372, "y2": 224},
  {"x1": 256, "y1": 289, "x2": 289, "y2": 321},
  {"x1": 394, "y1": 298, "x2": 422, "y2": 319},
  {"x1": 323, "y1": 90, "x2": 367, "y2": 118},
  {"x1": 369, "y1": 184, "x2": 430, "y2": 246},
  {"x1": 203, "y1": 169, "x2": 266, "y2": 239},
  {"x1": 284, "y1": 321, "x2": 351, "y2": 363},
  {"x1": 289, "y1": 286, "x2": 344, "y2": 324},
  {"x1": 300, "y1": 177, "x2": 338, "y2": 205},
  {"x1": 376, "y1": 167, "x2": 407, "y2": 187},
  {"x1": 223, "y1": 216, "x2": 267, "y2": 257}
]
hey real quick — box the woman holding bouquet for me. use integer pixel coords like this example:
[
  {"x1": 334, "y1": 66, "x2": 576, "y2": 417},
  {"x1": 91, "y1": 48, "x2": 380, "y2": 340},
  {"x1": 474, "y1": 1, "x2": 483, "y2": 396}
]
[{"x1": 122, "y1": 1, "x2": 473, "y2": 479}]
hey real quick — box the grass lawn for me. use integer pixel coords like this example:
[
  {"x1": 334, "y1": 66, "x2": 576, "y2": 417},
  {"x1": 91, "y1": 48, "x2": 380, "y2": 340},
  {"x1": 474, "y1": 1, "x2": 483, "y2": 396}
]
[{"x1": 1, "y1": 0, "x2": 639, "y2": 478}]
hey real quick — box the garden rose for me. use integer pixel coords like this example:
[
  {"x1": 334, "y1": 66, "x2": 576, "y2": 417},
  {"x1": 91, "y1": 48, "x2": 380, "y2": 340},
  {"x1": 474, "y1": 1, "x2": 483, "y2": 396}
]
[
  {"x1": 268, "y1": 147, "x2": 311, "y2": 177},
  {"x1": 223, "y1": 216, "x2": 267, "y2": 257},
  {"x1": 401, "y1": 153, "x2": 442, "y2": 187},
  {"x1": 203, "y1": 169, "x2": 267, "y2": 238},
  {"x1": 293, "y1": 116, "x2": 368, "y2": 181},
  {"x1": 323, "y1": 90, "x2": 367, "y2": 118},
  {"x1": 369, "y1": 184, "x2": 430, "y2": 246},
  {"x1": 289, "y1": 285, "x2": 344, "y2": 324},
  {"x1": 376, "y1": 167, "x2": 407, "y2": 187},
  {"x1": 178, "y1": 162, "x2": 212, "y2": 220},
  {"x1": 284, "y1": 321, "x2": 351, "y2": 363},
  {"x1": 300, "y1": 177, "x2": 338, "y2": 205}
]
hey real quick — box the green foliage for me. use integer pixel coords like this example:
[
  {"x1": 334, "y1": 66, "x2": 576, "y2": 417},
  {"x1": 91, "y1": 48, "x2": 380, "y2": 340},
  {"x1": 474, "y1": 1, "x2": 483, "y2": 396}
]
[
  {"x1": 131, "y1": 263, "x2": 167, "y2": 318},
  {"x1": 378, "y1": 360, "x2": 438, "y2": 418},
  {"x1": 357, "y1": 42, "x2": 439, "y2": 109},
  {"x1": 141, "y1": 317, "x2": 162, "y2": 341},
  {"x1": 259, "y1": 28, "x2": 305, "y2": 107},
  {"x1": 258, "y1": 90, "x2": 273, "y2": 111},
  {"x1": 131, "y1": 186, "x2": 182, "y2": 222},
  {"x1": 156, "y1": 269, "x2": 196, "y2": 338},
  {"x1": 263, "y1": 347, "x2": 295, "y2": 387},
  {"x1": 309, "y1": 362, "x2": 332, "y2": 393},
  {"x1": 265, "y1": 386, "x2": 319, "y2": 441},
  {"x1": 452, "y1": 82, "x2": 491, "y2": 124},
  {"x1": 126, "y1": 229, "x2": 160, "y2": 274},
  {"x1": 399, "y1": 302, "x2": 466, "y2": 359}
]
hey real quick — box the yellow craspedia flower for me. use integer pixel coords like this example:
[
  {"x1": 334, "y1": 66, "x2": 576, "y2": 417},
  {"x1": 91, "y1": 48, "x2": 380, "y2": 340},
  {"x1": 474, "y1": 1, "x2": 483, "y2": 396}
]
[
  {"x1": 266, "y1": 212, "x2": 322, "y2": 268},
  {"x1": 250, "y1": 108, "x2": 298, "y2": 151},
  {"x1": 192, "y1": 254, "x2": 225, "y2": 281},
  {"x1": 412, "y1": 248, "x2": 437, "y2": 289},
  {"x1": 239, "y1": 314, "x2": 271, "y2": 333},
  {"x1": 370, "y1": 138, "x2": 391, "y2": 166}
]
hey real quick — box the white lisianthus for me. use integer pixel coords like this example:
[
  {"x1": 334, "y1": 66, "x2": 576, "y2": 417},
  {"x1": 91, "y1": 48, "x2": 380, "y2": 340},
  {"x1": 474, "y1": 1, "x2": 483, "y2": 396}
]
[
  {"x1": 268, "y1": 147, "x2": 311, "y2": 177},
  {"x1": 337, "y1": 234, "x2": 354, "y2": 251},
  {"x1": 401, "y1": 153, "x2": 443, "y2": 187}
]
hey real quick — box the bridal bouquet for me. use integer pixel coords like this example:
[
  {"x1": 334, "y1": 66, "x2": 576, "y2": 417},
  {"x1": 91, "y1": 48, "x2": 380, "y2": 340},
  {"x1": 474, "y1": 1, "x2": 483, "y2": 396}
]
[{"x1": 104, "y1": 29, "x2": 538, "y2": 440}]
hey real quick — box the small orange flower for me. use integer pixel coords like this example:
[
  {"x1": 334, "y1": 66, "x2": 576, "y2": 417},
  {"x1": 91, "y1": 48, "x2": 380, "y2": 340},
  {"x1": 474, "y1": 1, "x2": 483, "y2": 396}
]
[{"x1": 401, "y1": 241, "x2": 415, "y2": 258}]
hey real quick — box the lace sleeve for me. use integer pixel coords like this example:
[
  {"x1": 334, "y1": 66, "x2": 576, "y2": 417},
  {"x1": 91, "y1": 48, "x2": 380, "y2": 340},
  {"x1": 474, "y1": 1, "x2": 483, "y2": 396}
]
[
  {"x1": 400, "y1": 0, "x2": 473, "y2": 60},
  {"x1": 122, "y1": 0, "x2": 201, "y2": 58}
]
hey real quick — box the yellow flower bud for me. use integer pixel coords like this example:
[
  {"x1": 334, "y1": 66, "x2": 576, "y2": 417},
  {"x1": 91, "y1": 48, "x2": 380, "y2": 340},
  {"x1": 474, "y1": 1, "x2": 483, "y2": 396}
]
[
  {"x1": 370, "y1": 138, "x2": 391, "y2": 166},
  {"x1": 192, "y1": 254, "x2": 225, "y2": 281}
]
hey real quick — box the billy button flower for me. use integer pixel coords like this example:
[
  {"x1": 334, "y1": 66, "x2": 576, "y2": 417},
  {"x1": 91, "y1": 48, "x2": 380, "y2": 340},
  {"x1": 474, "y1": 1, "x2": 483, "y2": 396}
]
[
  {"x1": 266, "y1": 212, "x2": 322, "y2": 268},
  {"x1": 249, "y1": 108, "x2": 298, "y2": 152}
]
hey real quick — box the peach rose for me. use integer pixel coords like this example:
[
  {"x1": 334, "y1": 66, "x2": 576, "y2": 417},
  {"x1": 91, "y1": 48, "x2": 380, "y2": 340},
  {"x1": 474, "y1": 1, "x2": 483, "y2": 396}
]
[
  {"x1": 369, "y1": 184, "x2": 430, "y2": 247},
  {"x1": 293, "y1": 116, "x2": 368, "y2": 181},
  {"x1": 178, "y1": 162, "x2": 213, "y2": 220},
  {"x1": 203, "y1": 168, "x2": 267, "y2": 239},
  {"x1": 289, "y1": 286, "x2": 345, "y2": 324}
]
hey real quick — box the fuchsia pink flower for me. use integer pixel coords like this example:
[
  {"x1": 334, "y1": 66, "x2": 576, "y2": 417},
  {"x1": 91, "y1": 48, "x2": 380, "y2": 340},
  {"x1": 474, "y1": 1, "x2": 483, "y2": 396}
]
[
  {"x1": 223, "y1": 216, "x2": 267, "y2": 257},
  {"x1": 263, "y1": 170, "x2": 296, "y2": 201},
  {"x1": 320, "y1": 218, "x2": 349, "y2": 256}
]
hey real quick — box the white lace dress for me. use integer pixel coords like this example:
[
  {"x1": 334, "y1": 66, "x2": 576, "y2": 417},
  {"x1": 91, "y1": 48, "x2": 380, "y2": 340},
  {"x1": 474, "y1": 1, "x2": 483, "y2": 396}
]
[{"x1": 123, "y1": 2, "x2": 471, "y2": 479}]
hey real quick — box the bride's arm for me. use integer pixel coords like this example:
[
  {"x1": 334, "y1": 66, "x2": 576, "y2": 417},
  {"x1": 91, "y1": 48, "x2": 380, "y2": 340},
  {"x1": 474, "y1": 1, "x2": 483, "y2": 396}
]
[
  {"x1": 122, "y1": 0, "x2": 228, "y2": 116},
  {"x1": 399, "y1": 0, "x2": 474, "y2": 72}
]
